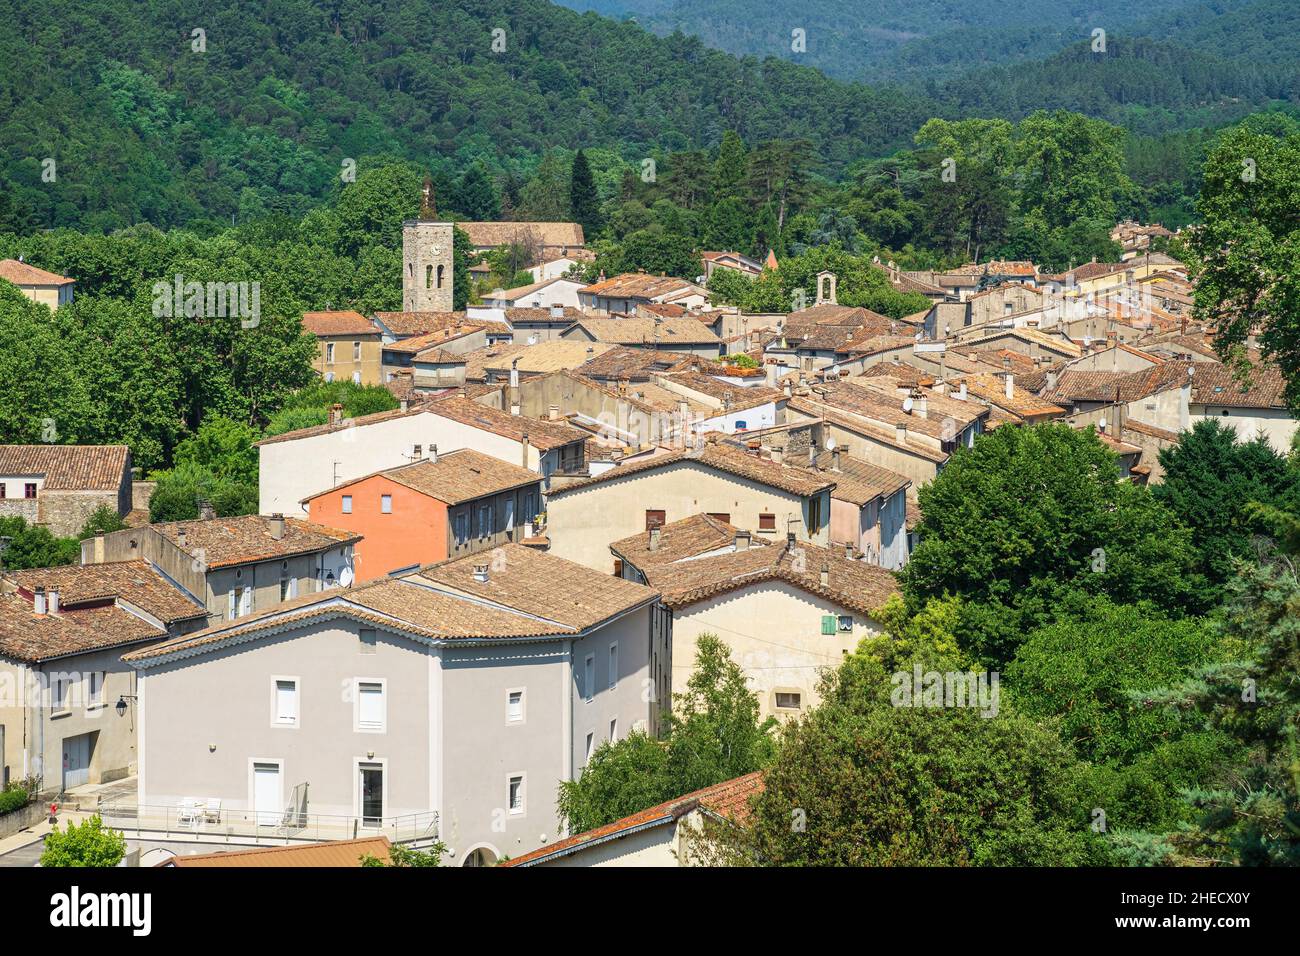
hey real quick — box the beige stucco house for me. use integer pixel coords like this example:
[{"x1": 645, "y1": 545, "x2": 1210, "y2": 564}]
[
  {"x1": 123, "y1": 545, "x2": 670, "y2": 866},
  {"x1": 0, "y1": 445, "x2": 132, "y2": 538},
  {"x1": 301, "y1": 311, "x2": 384, "y2": 386},
  {"x1": 0, "y1": 561, "x2": 207, "y2": 795},
  {"x1": 611, "y1": 516, "x2": 899, "y2": 719},
  {"x1": 545, "y1": 442, "x2": 835, "y2": 572},
  {"x1": 0, "y1": 258, "x2": 75, "y2": 309}
]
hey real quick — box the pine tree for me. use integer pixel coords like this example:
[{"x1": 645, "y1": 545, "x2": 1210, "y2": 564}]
[
  {"x1": 454, "y1": 163, "x2": 500, "y2": 220},
  {"x1": 569, "y1": 149, "x2": 602, "y2": 238}
]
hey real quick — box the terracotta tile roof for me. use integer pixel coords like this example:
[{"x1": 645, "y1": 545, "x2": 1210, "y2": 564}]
[
  {"x1": 804, "y1": 452, "x2": 910, "y2": 505},
  {"x1": 654, "y1": 371, "x2": 784, "y2": 412},
  {"x1": 383, "y1": 325, "x2": 484, "y2": 355},
  {"x1": 301, "y1": 311, "x2": 376, "y2": 336},
  {"x1": 642, "y1": 540, "x2": 899, "y2": 616},
  {"x1": 0, "y1": 258, "x2": 74, "y2": 285},
  {"x1": 465, "y1": 340, "x2": 614, "y2": 380},
  {"x1": 610, "y1": 513, "x2": 765, "y2": 567},
  {"x1": 959, "y1": 327, "x2": 1083, "y2": 358},
  {"x1": 785, "y1": 304, "x2": 888, "y2": 327},
  {"x1": 1190, "y1": 363, "x2": 1289, "y2": 408},
  {"x1": 504, "y1": 306, "x2": 586, "y2": 324},
  {"x1": 548, "y1": 442, "x2": 835, "y2": 498},
  {"x1": 816, "y1": 380, "x2": 987, "y2": 435},
  {"x1": 151, "y1": 515, "x2": 360, "y2": 569},
  {"x1": 163, "y1": 836, "x2": 392, "y2": 867},
  {"x1": 414, "y1": 543, "x2": 657, "y2": 631},
  {"x1": 426, "y1": 396, "x2": 588, "y2": 451},
  {"x1": 373, "y1": 311, "x2": 471, "y2": 338},
  {"x1": 5, "y1": 560, "x2": 205, "y2": 625},
  {"x1": 0, "y1": 594, "x2": 164, "y2": 663},
  {"x1": 568, "y1": 317, "x2": 721, "y2": 346},
  {"x1": 961, "y1": 374, "x2": 1066, "y2": 418},
  {"x1": 953, "y1": 260, "x2": 1038, "y2": 277},
  {"x1": 574, "y1": 346, "x2": 698, "y2": 381},
  {"x1": 0, "y1": 444, "x2": 129, "y2": 490},
  {"x1": 580, "y1": 273, "x2": 703, "y2": 300},
  {"x1": 127, "y1": 547, "x2": 658, "y2": 664},
  {"x1": 1046, "y1": 361, "x2": 1201, "y2": 405},
  {"x1": 460, "y1": 221, "x2": 585, "y2": 248},
  {"x1": 786, "y1": 398, "x2": 948, "y2": 463},
  {"x1": 495, "y1": 278, "x2": 582, "y2": 304},
  {"x1": 1122, "y1": 419, "x2": 1180, "y2": 441},
  {"x1": 307, "y1": 449, "x2": 540, "y2": 506},
  {"x1": 501, "y1": 773, "x2": 764, "y2": 867}
]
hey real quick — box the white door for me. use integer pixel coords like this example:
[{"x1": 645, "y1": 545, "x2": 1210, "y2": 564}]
[
  {"x1": 61, "y1": 734, "x2": 91, "y2": 790},
  {"x1": 253, "y1": 763, "x2": 281, "y2": 826}
]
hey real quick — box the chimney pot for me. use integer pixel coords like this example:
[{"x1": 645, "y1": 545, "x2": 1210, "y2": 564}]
[
  {"x1": 429, "y1": 444, "x2": 438, "y2": 463},
  {"x1": 820, "y1": 564, "x2": 830, "y2": 588},
  {"x1": 177, "y1": 526, "x2": 188, "y2": 548},
  {"x1": 735, "y1": 531, "x2": 750, "y2": 552},
  {"x1": 472, "y1": 564, "x2": 490, "y2": 584},
  {"x1": 896, "y1": 422, "x2": 907, "y2": 444},
  {"x1": 270, "y1": 513, "x2": 286, "y2": 540},
  {"x1": 832, "y1": 449, "x2": 841, "y2": 472},
  {"x1": 47, "y1": 587, "x2": 60, "y2": 614},
  {"x1": 548, "y1": 404, "x2": 560, "y2": 421},
  {"x1": 329, "y1": 403, "x2": 344, "y2": 425},
  {"x1": 648, "y1": 526, "x2": 662, "y2": 552},
  {"x1": 1005, "y1": 374, "x2": 1015, "y2": 400},
  {"x1": 957, "y1": 380, "x2": 968, "y2": 401},
  {"x1": 33, "y1": 586, "x2": 47, "y2": 616}
]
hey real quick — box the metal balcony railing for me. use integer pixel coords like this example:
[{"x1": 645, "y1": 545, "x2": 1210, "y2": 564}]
[{"x1": 99, "y1": 802, "x2": 439, "y2": 846}]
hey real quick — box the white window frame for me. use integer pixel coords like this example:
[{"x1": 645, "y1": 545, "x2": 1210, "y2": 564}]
[
  {"x1": 353, "y1": 678, "x2": 387, "y2": 733},
  {"x1": 507, "y1": 773, "x2": 525, "y2": 816},
  {"x1": 381, "y1": 494, "x2": 393, "y2": 515},
  {"x1": 583, "y1": 654, "x2": 595, "y2": 702},
  {"x1": 608, "y1": 642, "x2": 618, "y2": 690},
  {"x1": 506, "y1": 687, "x2": 525, "y2": 725},
  {"x1": 239, "y1": 584, "x2": 253, "y2": 617},
  {"x1": 609, "y1": 717, "x2": 618, "y2": 742},
  {"x1": 584, "y1": 732, "x2": 594, "y2": 766},
  {"x1": 341, "y1": 494, "x2": 353, "y2": 515},
  {"x1": 354, "y1": 756, "x2": 389, "y2": 828},
  {"x1": 272, "y1": 675, "x2": 300, "y2": 729},
  {"x1": 87, "y1": 671, "x2": 104, "y2": 709}
]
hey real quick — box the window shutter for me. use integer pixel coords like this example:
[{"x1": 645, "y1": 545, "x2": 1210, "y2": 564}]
[
  {"x1": 821, "y1": 615, "x2": 836, "y2": 635},
  {"x1": 359, "y1": 683, "x2": 383, "y2": 729}
]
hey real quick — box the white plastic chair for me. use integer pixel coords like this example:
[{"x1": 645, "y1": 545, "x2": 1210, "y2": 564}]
[
  {"x1": 176, "y1": 799, "x2": 201, "y2": 829},
  {"x1": 203, "y1": 798, "x2": 222, "y2": 825}
]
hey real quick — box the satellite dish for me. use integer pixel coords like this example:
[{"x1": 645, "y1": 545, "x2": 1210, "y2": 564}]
[
  {"x1": 902, "y1": 396, "x2": 914, "y2": 413},
  {"x1": 825, "y1": 437, "x2": 837, "y2": 451}
]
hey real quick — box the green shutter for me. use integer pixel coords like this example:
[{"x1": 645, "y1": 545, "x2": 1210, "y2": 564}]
[{"x1": 821, "y1": 615, "x2": 836, "y2": 635}]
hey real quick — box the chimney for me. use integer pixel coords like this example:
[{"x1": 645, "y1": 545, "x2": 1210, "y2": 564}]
[
  {"x1": 521, "y1": 432, "x2": 530, "y2": 468},
  {"x1": 270, "y1": 513, "x2": 285, "y2": 540},
  {"x1": 472, "y1": 564, "x2": 490, "y2": 584},
  {"x1": 198, "y1": 499, "x2": 215, "y2": 520},
  {"x1": 428, "y1": 444, "x2": 438, "y2": 464},
  {"x1": 33, "y1": 585, "x2": 46, "y2": 616},
  {"x1": 957, "y1": 379, "x2": 968, "y2": 401},
  {"x1": 47, "y1": 586, "x2": 60, "y2": 614},
  {"x1": 735, "y1": 530, "x2": 750, "y2": 552},
  {"x1": 914, "y1": 390, "x2": 928, "y2": 419},
  {"x1": 786, "y1": 530, "x2": 797, "y2": 550},
  {"x1": 820, "y1": 563, "x2": 830, "y2": 588},
  {"x1": 510, "y1": 359, "x2": 520, "y2": 389},
  {"x1": 648, "y1": 526, "x2": 662, "y2": 552},
  {"x1": 844, "y1": 541, "x2": 854, "y2": 560},
  {"x1": 832, "y1": 448, "x2": 841, "y2": 472},
  {"x1": 783, "y1": 380, "x2": 792, "y2": 398},
  {"x1": 896, "y1": 422, "x2": 907, "y2": 444},
  {"x1": 771, "y1": 445, "x2": 785, "y2": 465},
  {"x1": 1046, "y1": 369, "x2": 1059, "y2": 391},
  {"x1": 400, "y1": 398, "x2": 409, "y2": 412},
  {"x1": 808, "y1": 445, "x2": 816, "y2": 469},
  {"x1": 177, "y1": 526, "x2": 188, "y2": 549},
  {"x1": 550, "y1": 305, "x2": 564, "y2": 320},
  {"x1": 548, "y1": 404, "x2": 560, "y2": 421},
  {"x1": 1005, "y1": 374, "x2": 1014, "y2": 400},
  {"x1": 329, "y1": 403, "x2": 344, "y2": 425}
]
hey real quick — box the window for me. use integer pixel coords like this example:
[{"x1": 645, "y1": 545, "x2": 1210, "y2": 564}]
[
  {"x1": 559, "y1": 443, "x2": 583, "y2": 473},
  {"x1": 707, "y1": 513, "x2": 731, "y2": 524},
  {"x1": 341, "y1": 495, "x2": 352, "y2": 514},
  {"x1": 608, "y1": 643, "x2": 618, "y2": 690},
  {"x1": 353, "y1": 341, "x2": 361, "y2": 361},
  {"x1": 381, "y1": 494, "x2": 393, "y2": 515},
  {"x1": 359, "y1": 628, "x2": 377, "y2": 655},
  {"x1": 24, "y1": 483, "x2": 37, "y2": 499},
  {"x1": 476, "y1": 502, "x2": 492, "y2": 538},
  {"x1": 584, "y1": 733, "x2": 594, "y2": 765},
  {"x1": 279, "y1": 562, "x2": 295, "y2": 602},
  {"x1": 583, "y1": 655, "x2": 594, "y2": 702},
  {"x1": 775, "y1": 692, "x2": 802, "y2": 710},
  {"x1": 357, "y1": 680, "x2": 385, "y2": 732},
  {"x1": 240, "y1": 586, "x2": 253, "y2": 617},
  {"x1": 326, "y1": 342, "x2": 335, "y2": 364},
  {"x1": 821, "y1": 615, "x2": 836, "y2": 635},
  {"x1": 645, "y1": 510, "x2": 666, "y2": 530},
  {"x1": 808, "y1": 496, "x2": 822, "y2": 532},
  {"x1": 454, "y1": 511, "x2": 469, "y2": 544},
  {"x1": 609, "y1": 718, "x2": 618, "y2": 742},
  {"x1": 837, "y1": 615, "x2": 854, "y2": 633},
  {"x1": 436, "y1": 264, "x2": 445, "y2": 289},
  {"x1": 52, "y1": 674, "x2": 71, "y2": 712},
  {"x1": 0, "y1": 483, "x2": 5, "y2": 498},
  {"x1": 613, "y1": 558, "x2": 624, "y2": 578},
  {"x1": 507, "y1": 689, "x2": 524, "y2": 723},
  {"x1": 87, "y1": 671, "x2": 103, "y2": 708},
  {"x1": 758, "y1": 513, "x2": 776, "y2": 531},
  {"x1": 425, "y1": 264, "x2": 433, "y2": 289},
  {"x1": 508, "y1": 774, "x2": 524, "y2": 814},
  {"x1": 274, "y1": 679, "x2": 298, "y2": 726}
]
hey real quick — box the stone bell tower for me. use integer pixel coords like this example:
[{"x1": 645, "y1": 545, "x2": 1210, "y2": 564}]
[{"x1": 402, "y1": 177, "x2": 455, "y2": 312}]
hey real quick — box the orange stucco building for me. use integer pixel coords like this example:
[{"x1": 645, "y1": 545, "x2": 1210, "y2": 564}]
[{"x1": 302, "y1": 449, "x2": 544, "y2": 582}]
